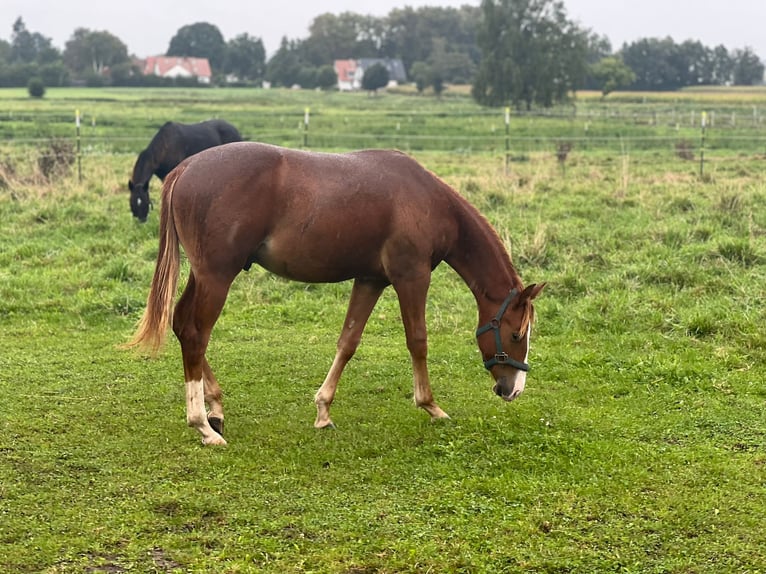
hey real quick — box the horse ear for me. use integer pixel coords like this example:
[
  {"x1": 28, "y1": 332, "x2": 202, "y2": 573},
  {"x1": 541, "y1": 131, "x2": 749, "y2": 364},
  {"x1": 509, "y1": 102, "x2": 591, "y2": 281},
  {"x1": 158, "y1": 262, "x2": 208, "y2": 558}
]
[{"x1": 521, "y1": 282, "x2": 546, "y2": 302}]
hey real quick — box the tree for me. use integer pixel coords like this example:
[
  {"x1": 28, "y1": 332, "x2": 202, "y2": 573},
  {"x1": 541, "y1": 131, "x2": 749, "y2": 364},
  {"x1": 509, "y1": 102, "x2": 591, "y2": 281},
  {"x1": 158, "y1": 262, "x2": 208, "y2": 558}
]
[
  {"x1": 63, "y1": 28, "x2": 129, "y2": 78},
  {"x1": 432, "y1": 71, "x2": 445, "y2": 98},
  {"x1": 38, "y1": 62, "x2": 70, "y2": 87},
  {"x1": 581, "y1": 32, "x2": 613, "y2": 89},
  {"x1": 620, "y1": 37, "x2": 679, "y2": 90},
  {"x1": 410, "y1": 61, "x2": 431, "y2": 93},
  {"x1": 265, "y1": 37, "x2": 304, "y2": 87},
  {"x1": 0, "y1": 39, "x2": 10, "y2": 62},
  {"x1": 472, "y1": 0, "x2": 588, "y2": 109},
  {"x1": 303, "y1": 12, "x2": 383, "y2": 67},
  {"x1": 224, "y1": 33, "x2": 266, "y2": 83},
  {"x1": 732, "y1": 47, "x2": 764, "y2": 86},
  {"x1": 591, "y1": 57, "x2": 635, "y2": 97},
  {"x1": 11, "y1": 17, "x2": 36, "y2": 63},
  {"x1": 383, "y1": 5, "x2": 481, "y2": 81},
  {"x1": 710, "y1": 45, "x2": 734, "y2": 85},
  {"x1": 586, "y1": 32, "x2": 612, "y2": 65},
  {"x1": 316, "y1": 65, "x2": 338, "y2": 90},
  {"x1": 619, "y1": 37, "x2": 756, "y2": 89},
  {"x1": 362, "y1": 62, "x2": 389, "y2": 93},
  {"x1": 1, "y1": 18, "x2": 66, "y2": 87},
  {"x1": 382, "y1": 7, "x2": 421, "y2": 69},
  {"x1": 10, "y1": 17, "x2": 59, "y2": 65},
  {"x1": 167, "y1": 22, "x2": 226, "y2": 72},
  {"x1": 428, "y1": 36, "x2": 474, "y2": 87},
  {"x1": 676, "y1": 40, "x2": 713, "y2": 86},
  {"x1": 408, "y1": 38, "x2": 457, "y2": 97}
]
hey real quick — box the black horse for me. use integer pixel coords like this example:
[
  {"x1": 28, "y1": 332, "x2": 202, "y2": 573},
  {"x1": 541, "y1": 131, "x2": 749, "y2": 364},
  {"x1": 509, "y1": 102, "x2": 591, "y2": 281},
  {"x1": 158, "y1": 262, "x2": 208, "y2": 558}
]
[{"x1": 128, "y1": 120, "x2": 242, "y2": 222}]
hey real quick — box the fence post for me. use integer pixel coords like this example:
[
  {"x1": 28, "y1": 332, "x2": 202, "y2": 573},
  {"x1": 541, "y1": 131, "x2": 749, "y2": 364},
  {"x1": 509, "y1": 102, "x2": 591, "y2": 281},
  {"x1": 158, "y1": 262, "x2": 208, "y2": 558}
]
[
  {"x1": 75, "y1": 109, "x2": 82, "y2": 183},
  {"x1": 303, "y1": 107, "x2": 310, "y2": 148},
  {"x1": 699, "y1": 111, "x2": 707, "y2": 179},
  {"x1": 504, "y1": 106, "x2": 510, "y2": 176}
]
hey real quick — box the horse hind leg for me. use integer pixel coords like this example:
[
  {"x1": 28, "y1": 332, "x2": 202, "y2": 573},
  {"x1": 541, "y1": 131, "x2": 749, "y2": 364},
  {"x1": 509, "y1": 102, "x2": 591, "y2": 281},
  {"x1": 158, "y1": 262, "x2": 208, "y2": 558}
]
[
  {"x1": 202, "y1": 359, "x2": 224, "y2": 436},
  {"x1": 174, "y1": 272, "x2": 232, "y2": 445},
  {"x1": 314, "y1": 279, "x2": 385, "y2": 429}
]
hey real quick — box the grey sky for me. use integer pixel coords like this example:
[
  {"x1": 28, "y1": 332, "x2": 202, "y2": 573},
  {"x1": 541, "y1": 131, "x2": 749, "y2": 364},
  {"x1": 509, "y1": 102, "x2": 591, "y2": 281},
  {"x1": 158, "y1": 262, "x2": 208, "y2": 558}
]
[{"x1": 3, "y1": 0, "x2": 765, "y2": 61}]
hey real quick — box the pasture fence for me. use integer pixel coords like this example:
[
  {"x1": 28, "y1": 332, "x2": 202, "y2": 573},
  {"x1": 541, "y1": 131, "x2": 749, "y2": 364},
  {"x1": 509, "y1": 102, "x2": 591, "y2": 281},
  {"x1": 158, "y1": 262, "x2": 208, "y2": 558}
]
[{"x1": 1, "y1": 105, "x2": 766, "y2": 180}]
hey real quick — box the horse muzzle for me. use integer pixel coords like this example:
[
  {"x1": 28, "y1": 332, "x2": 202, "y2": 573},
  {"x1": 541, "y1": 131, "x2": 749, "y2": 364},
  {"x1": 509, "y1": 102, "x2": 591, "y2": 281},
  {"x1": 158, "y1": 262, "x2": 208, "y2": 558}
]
[{"x1": 493, "y1": 374, "x2": 526, "y2": 402}]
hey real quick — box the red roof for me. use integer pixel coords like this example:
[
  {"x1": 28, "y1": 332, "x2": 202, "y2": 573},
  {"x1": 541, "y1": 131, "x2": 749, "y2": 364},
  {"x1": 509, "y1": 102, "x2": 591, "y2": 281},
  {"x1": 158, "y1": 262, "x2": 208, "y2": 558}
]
[
  {"x1": 334, "y1": 59, "x2": 357, "y2": 83},
  {"x1": 143, "y1": 56, "x2": 212, "y2": 79}
]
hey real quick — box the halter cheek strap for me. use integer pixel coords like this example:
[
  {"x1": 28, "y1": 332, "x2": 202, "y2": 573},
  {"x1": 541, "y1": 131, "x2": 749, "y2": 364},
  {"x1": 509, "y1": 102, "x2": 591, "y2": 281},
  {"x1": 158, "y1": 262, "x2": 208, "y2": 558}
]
[{"x1": 475, "y1": 288, "x2": 530, "y2": 372}]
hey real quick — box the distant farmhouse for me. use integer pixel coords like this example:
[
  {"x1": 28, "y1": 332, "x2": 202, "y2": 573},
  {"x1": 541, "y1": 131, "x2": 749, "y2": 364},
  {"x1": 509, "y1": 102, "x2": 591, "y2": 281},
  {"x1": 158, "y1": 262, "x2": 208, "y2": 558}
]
[
  {"x1": 141, "y1": 56, "x2": 212, "y2": 84},
  {"x1": 334, "y1": 58, "x2": 407, "y2": 91}
]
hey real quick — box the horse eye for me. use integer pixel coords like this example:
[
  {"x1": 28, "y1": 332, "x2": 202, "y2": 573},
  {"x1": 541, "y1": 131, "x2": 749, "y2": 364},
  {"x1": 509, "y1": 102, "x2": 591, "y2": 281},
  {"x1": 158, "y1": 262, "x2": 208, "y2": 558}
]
[{"x1": 511, "y1": 332, "x2": 522, "y2": 342}]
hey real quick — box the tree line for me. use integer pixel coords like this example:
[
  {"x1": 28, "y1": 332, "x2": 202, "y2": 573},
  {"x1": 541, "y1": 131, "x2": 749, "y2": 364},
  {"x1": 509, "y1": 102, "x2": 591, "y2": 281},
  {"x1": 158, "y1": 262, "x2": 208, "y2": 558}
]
[{"x1": 1, "y1": 0, "x2": 764, "y2": 108}]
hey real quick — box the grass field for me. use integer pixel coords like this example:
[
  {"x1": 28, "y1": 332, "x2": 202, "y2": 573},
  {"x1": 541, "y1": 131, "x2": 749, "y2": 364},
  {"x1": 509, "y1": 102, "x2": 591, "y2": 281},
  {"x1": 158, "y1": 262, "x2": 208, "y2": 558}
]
[{"x1": 1, "y1": 87, "x2": 766, "y2": 573}]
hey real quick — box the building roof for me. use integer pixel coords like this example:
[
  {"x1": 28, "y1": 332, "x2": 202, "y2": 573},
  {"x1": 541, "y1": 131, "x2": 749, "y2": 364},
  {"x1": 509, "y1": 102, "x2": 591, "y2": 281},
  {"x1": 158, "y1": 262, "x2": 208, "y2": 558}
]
[
  {"x1": 143, "y1": 56, "x2": 212, "y2": 79},
  {"x1": 334, "y1": 59, "x2": 357, "y2": 84}
]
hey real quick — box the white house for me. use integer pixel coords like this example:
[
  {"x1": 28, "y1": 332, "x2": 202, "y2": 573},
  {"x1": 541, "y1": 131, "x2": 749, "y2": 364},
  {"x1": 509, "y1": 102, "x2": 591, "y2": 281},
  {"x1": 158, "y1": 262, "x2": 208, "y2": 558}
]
[
  {"x1": 142, "y1": 56, "x2": 212, "y2": 84},
  {"x1": 334, "y1": 58, "x2": 407, "y2": 91}
]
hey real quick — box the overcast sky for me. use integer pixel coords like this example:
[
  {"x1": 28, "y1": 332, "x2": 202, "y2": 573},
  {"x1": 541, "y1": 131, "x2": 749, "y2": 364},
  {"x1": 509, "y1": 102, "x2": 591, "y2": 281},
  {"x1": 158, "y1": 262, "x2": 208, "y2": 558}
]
[{"x1": 3, "y1": 0, "x2": 765, "y2": 61}]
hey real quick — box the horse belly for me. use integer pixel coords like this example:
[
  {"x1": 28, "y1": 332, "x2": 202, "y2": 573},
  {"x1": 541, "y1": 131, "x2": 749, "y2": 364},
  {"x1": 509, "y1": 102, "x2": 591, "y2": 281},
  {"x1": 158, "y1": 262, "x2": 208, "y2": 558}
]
[{"x1": 254, "y1": 227, "x2": 386, "y2": 284}]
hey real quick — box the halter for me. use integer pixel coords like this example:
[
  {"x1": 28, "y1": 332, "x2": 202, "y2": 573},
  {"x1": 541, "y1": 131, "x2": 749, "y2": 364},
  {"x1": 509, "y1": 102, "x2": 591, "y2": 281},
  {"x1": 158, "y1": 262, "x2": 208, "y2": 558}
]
[{"x1": 475, "y1": 288, "x2": 530, "y2": 372}]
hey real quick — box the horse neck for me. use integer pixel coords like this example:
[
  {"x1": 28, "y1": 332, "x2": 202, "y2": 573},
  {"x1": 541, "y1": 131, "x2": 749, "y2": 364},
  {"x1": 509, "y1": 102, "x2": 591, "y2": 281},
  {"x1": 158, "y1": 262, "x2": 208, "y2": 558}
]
[
  {"x1": 132, "y1": 149, "x2": 157, "y2": 184},
  {"x1": 445, "y1": 196, "x2": 523, "y2": 321}
]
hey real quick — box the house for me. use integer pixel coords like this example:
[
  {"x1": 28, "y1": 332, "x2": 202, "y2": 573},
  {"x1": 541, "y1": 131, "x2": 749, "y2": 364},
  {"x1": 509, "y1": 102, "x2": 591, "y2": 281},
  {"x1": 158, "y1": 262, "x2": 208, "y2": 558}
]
[
  {"x1": 142, "y1": 56, "x2": 212, "y2": 84},
  {"x1": 334, "y1": 59, "x2": 358, "y2": 91},
  {"x1": 334, "y1": 58, "x2": 407, "y2": 91}
]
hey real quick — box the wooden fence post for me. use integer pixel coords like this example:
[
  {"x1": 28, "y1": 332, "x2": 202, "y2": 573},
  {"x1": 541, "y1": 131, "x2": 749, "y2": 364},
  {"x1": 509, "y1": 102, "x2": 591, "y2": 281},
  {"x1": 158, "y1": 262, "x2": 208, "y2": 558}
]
[{"x1": 699, "y1": 111, "x2": 707, "y2": 179}]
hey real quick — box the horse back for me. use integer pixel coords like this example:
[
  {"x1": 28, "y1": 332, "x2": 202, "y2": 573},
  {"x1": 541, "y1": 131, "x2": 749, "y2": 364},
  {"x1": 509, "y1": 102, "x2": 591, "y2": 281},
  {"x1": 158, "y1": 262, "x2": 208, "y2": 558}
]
[
  {"x1": 211, "y1": 120, "x2": 243, "y2": 144},
  {"x1": 169, "y1": 143, "x2": 461, "y2": 284}
]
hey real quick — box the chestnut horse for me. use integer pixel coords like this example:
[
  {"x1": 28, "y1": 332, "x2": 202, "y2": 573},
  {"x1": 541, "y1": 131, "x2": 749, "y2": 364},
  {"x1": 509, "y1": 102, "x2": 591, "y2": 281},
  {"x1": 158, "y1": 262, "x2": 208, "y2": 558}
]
[{"x1": 127, "y1": 142, "x2": 545, "y2": 445}]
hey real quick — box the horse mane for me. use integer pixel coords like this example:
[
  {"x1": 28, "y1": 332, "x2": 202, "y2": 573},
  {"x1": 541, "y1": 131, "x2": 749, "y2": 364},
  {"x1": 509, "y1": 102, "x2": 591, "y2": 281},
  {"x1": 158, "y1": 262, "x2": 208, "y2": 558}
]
[{"x1": 430, "y1": 170, "x2": 522, "y2": 298}]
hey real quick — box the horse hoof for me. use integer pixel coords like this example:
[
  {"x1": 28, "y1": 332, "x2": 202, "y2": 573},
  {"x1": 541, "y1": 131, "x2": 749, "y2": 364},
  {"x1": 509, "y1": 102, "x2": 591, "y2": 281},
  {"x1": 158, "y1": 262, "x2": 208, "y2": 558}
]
[
  {"x1": 316, "y1": 421, "x2": 336, "y2": 430},
  {"x1": 202, "y1": 435, "x2": 227, "y2": 446},
  {"x1": 208, "y1": 416, "x2": 224, "y2": 436}
]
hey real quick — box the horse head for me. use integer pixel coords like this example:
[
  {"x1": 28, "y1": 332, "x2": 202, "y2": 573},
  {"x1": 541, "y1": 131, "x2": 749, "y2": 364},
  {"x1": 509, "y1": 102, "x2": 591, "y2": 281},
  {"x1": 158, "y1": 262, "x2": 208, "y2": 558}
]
[
  {"x1": 476, "y1": 283, "x2": 546, "y2": 402},
  {"x1": 128, "y1": 179, "x2": 152, "y2": 223}
]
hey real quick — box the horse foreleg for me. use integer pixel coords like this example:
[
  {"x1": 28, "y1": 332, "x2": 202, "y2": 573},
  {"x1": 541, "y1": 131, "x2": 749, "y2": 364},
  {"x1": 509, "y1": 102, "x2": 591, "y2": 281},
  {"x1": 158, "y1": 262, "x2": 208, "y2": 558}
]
[
  {"x1": 314, "y1": 279, "x2": 385, "y2": 429},
  {"x1": 393, "y1": 278, "x2": 450, "y2": 421}
]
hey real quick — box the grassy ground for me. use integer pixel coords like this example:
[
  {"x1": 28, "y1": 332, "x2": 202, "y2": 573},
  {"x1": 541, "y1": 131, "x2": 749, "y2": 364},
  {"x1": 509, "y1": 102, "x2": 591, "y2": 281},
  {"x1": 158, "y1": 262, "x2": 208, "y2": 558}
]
[{"x1": 1, "y1": 88, "x2": 766, "y2": 573}]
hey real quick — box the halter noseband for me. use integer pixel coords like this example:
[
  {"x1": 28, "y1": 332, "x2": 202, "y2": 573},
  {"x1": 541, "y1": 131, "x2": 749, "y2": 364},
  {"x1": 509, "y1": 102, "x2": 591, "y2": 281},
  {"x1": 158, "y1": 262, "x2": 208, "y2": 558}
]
[{"x1": 475, "y1": 288, "x2": 530, "y2": 372}]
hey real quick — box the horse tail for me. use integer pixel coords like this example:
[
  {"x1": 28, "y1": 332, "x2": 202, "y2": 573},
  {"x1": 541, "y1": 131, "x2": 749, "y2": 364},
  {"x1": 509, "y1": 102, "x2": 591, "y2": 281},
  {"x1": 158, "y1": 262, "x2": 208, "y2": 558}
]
[{"x1": 124, "y1": 168, "x2": 184, "y2": 354}]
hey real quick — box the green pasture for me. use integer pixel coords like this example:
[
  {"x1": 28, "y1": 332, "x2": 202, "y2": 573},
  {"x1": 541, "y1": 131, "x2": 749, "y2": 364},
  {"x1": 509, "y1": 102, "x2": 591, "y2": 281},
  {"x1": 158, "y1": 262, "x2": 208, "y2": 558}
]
[
  {"x1": 1, "y1": 86, "x2": 766, "y2": 156},
  {"x1": 1, "y1": 88, "x2": 766, "y2": 573}
]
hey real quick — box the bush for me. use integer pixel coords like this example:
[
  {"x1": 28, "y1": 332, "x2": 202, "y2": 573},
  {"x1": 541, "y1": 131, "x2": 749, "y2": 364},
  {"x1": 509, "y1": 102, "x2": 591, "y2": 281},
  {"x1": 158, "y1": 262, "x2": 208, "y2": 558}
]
[
  {"x1": 27, "y1": 78, "x2": 45, "y2": 98},
  {"x1": 362, "y1": 63, "x2": 389, "y2": 93},
  {"x1": 37, "y1": 138, "x2": 75, "y2": 180}
]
